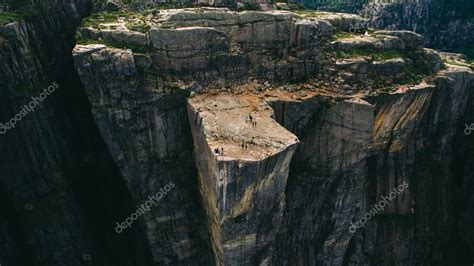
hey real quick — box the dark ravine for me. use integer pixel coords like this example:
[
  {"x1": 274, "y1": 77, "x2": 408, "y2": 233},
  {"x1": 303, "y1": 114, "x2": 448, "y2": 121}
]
[
  {"x1": 0, "y1": 1, "x2": 473, "y2": 266},
  {"x1": 1, "y1": 0, "x2": 154, "y2": 265}
]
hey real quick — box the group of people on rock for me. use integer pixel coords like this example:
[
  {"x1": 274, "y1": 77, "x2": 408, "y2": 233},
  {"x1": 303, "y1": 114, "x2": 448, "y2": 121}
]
[
  {"x1": 241, "y1": 138, "x2": 255, "y2": 150},
  {"x1": 246, "y1": 114, "x2": 257, "y2": 126},
  {"x1": 214, "y1": 147, "x2": 224, "y2": 156}
]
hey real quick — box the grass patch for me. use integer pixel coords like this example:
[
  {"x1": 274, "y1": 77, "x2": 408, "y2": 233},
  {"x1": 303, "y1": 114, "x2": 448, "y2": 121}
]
[
  {"x1": 0, "y1": 11, "x2": 24, "y2": 26},
  {"x1": 82, "y1": 10, "x2": 147, "y2": 29},
  {"x1": 331, "y1": 31, "x2": 354, "y2": 40},
  {"x1": 292, "y1": 9, "x2": 325, "y2": 17},
  {"x1": 82, "y1": 10, "x2": 154, "y2": 33},
  {"x1": 400, "y1": 65, "x2": 425, "y2": 84},
  {"x1": 443, "y1": 58, "x2": 474, "y2": 70},
  {"x1": 335, "y1": 49, "x2": 403, "y2": 61},
  {"x1": 82, "y1": 11, "x2": 126, "y2": 28},
  {"x1": 237, "y1": 2, "x2": 262, "y2": 11},
  {"x1": 468, "y1": 59, "x2": 474, "y2": 68},
  {"x1": 125, "y1": 20, "x2": 150, "y2": 33},
  {"x1": 143, "y1": 2, "x2": 195, "y2": 9}
]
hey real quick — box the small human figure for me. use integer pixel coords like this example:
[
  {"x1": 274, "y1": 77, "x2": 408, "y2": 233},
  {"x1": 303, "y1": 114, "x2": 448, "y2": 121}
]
[
  {"x1": 241, "y1": 143, "x2": 245, "y2": 149},
  {"x1": 220, "y1": 147, "x2": 224, "y2": 156}
]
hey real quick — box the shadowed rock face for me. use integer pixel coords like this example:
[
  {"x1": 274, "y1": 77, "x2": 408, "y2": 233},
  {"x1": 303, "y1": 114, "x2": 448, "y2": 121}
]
[{"x1": 0, "y1": 0, "x2": 154, "y2": 265}]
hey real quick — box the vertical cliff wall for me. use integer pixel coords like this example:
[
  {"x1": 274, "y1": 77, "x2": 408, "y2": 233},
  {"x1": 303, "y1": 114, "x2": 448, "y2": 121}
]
[
  {"x1": 187, "y1": 93, "x2": 299, "y2": 264},
  {"x1": 73, "y1": 45, "x2": 215, "y2": 264},
  {"x1": 0, "y1": 1, "x2": 154, "y2": 265}
]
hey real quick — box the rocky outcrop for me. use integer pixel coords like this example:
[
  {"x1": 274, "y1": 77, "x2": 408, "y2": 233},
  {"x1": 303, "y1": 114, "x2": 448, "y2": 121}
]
[
  {"x1": 73, "y1": 45, "x2": 215, "y2": 264},
  {"x1": 361, "y1": 0, "x2": 473, "y2": 57},
  {"x1": 187, "y1": 92, "x2": 299, "y2": 264},
  {"x1": 307, "y1": 0, "x2": 473, "y2": 57},
  {"x1": 0, "y1": 1, "x2": 155, "y2": 265},
  {"x1": 73, "y1": 8, "x2": 473, "y2": 266}
]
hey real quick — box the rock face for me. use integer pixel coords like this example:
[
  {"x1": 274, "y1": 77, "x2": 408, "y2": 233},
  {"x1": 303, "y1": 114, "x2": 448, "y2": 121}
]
[
  {"x1": 72, "y1": 7, "x2": 474, "y2": 266},
  {"x1": 187, "y1": 92, "x2": 299, "y2": 264},
  {"x1": 313, "y1": 0, "x2": 474, "y2": 57},
  {"x1": 73, "y1": 45, "x2": 215, "y2": 264},
  {"x1": 361, "y1": 0, "x2": 474, "y2": 56},
  {"x1": 0, "y1": 1, "x2": 155, "y2": 265},
  {"x1": 0, "y1": 1, "x2": 473, "y2": 265}
]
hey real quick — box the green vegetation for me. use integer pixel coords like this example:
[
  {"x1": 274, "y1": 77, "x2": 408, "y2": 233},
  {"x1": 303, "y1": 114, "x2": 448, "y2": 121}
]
[
  {"x1": 125, "y1": 20, "x2": 150, "y2": 33},
  {"x1": 334, "y1": 49, "x2": 403, "y2": 61},
  {"x1": 400, "y1": 64, "x2": 425, "y2": 84},
  {"x1": 152, "y1": 2, "x2": 195, "y2": 9},
  {"x1": 331, "y1": 31, "x2": 354, "y2": 40},
  {"x1": 82, "y1": 11, "x2": 137, "y2": 28},
  {"x1": 292, "y1": 9, "x2": 325, "y2": 17},
  {"x1": 0, "y1": 0, "x2": 41, "y2": 26},
  {"x1": 237, "y1": 2, "x2": 262, "y2": 11},
  {"x1": 81, "y1": 10, "x2": 153, "y2": 33},
  {"x1": 287, "y1": 2, "x2": 307, "y2": 10},
  {"x1": 0, "y1": 11, "x2": 23, "y2": 26},
  {"x1": 443, "y1": 58, "x2": 474, "y2": 70}
]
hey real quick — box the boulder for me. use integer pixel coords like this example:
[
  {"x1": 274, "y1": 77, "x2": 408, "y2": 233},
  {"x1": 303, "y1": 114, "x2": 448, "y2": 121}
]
[{"x1": 373, "y1": 30, "x2": 424, "y2": 49}]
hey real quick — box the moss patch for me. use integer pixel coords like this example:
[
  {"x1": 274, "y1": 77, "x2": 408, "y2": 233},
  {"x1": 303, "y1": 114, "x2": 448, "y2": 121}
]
[
  {"x1": 331, "y1": 31, "x2": 355, "y2": 40},
  {"x1": 0, "y1": 11, "x2": 23, "y2": 26},
  {"x1": 146, "y1": 2, "x2": 195, "y2": 9},
  {"x1": 292, "y1": 9, "x2": 325, "y2": 17},
  {"x1": 82, "y1": 10, "x2": 147, "y2": 29},
  {"x1": 237, "y1": 2, "x2": 262, "y2": 11},
  {"x1": 443, "y1": 58, "x2": 474, "y2": 70}
]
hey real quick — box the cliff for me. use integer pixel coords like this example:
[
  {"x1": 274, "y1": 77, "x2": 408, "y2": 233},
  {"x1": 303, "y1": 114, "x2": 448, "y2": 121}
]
[
  {"x1": 0, "y1": 0, "x2": 155, "y2": 265},
  {"x1": 72, "y1": 7, "x2": 474, "y2": 265},
  {"x1": 0, "y1": 0, "x2": 472, "y2": 265},
  {"x1": 307, "y1": 0, "x2": 474, "y2": 58}
]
